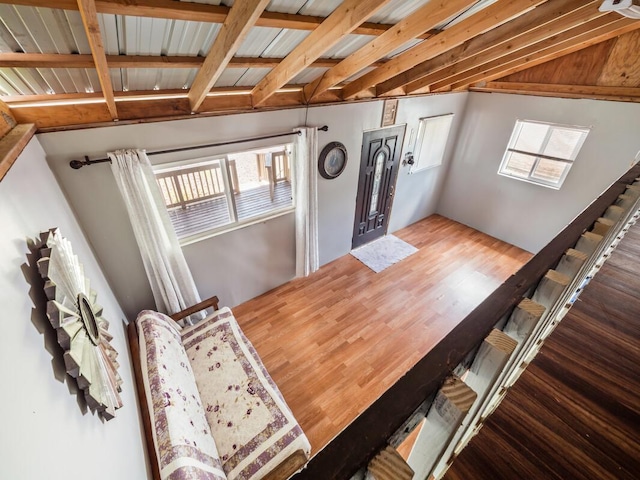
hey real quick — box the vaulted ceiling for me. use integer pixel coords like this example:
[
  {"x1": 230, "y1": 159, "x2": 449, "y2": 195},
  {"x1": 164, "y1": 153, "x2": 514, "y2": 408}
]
[{"x1": 0, "y1": 0, "x2": 639, "y2": 131}]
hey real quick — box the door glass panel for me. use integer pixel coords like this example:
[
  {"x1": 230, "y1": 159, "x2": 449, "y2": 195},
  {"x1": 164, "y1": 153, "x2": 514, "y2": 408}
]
[{"x1": 369, "y1": 150, "x2": 386, "y2": 216}]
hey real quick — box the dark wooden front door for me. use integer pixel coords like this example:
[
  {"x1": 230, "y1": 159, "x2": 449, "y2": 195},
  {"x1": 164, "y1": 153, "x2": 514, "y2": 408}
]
[{"x1": 352, "y1": 125, "x2": 406, "y2": 249}]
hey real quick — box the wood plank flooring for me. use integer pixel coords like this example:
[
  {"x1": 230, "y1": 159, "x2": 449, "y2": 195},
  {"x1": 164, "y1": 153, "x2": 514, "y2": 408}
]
[
  {"x1": 444, "y1": 220, "x2": 640, "y2": 480},
  {"x1": 231, "y1": 215, "x2": 531, "y2": 455}
]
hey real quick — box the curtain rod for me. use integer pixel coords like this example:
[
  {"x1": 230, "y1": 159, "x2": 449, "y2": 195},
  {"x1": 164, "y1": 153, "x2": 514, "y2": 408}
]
[{"x1": 69, "y1": 125, "x2": 329, "y2": 169}]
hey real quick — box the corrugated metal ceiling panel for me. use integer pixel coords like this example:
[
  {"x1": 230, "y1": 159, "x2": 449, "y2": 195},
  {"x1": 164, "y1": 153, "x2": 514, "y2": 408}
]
[
  {"x1": 368, "y1": 0, "x2": 432, "y2": 24},
  {"x1": 0, "y1": 5, "x2": 90, "y2": 54},
  {"x1": 435, "y1": 0, "x2": 500, "y2": 30},
  {"x1": 384, "y1": 38, "x2": 423, "y2": 59},
  {"x1": 290, "y1": 67, "x2": 327, "y2": 85},
  {"x1": 0, "y1": 67, "x2": 101, "y2": 95},
  {"x1": 323, "y1": 34, "x2": 375, "y2": 59},
  {"x1": 343, "y1": 65, "x2": 376, "y2": 84},
  {"x1": 112, "y1": 68, "x2": 197, "y2": 92},
  {"x1": 234, "y1": 67, "x2": 270, "y2": 87},
  {"x1": 213, "y1": 68, "x2": 247, "y2": 88},
  {"x1": 98, "y1": 14, "x2": 221, "y2": 57},
  {"x1": 257, "y1": 29, "x2": 310, "y2": 57},
  {"x1": 297, "y1": 0, "x2": 342, "y2": 17},
  {"x1": 235, "y1": 27, "x2": 281, "y2": 57},
  {"x1": 265, "y1": 0, "x2": 308, "y2": 14},
  {"x1": 179, "y1": 0, "x2": 228, "y2": 6}
]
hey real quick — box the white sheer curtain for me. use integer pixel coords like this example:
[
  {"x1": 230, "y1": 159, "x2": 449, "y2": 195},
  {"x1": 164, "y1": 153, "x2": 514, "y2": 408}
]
[
  {"x1": 109, "y1": 149, "x2": 204, "y2": 322},
  {"x1": 293, "y1": 127, "x2": 320, "y2": 277}
]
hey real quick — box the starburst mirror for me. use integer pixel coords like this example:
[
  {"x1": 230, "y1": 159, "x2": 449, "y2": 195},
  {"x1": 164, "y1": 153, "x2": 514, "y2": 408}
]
[{"x1": 37, "y1": 229, "x2": 123, "y2": 420}]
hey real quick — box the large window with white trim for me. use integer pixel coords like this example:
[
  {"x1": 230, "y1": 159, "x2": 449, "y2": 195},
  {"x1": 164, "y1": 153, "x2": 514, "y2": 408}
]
[
  {"x1": 154, "y1": 144, "x2": 294, "y2": 243},
  {"x1": 498, "y1": 119, "x2": 590, "y2": 189}
]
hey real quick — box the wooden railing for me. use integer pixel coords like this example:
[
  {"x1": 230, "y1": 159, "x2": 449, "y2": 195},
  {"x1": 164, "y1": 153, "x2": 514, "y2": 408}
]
[
  {"x1": 291, "y1": 162, "x2": 640, "y2": 480},
  {"x1": 156, "y1": 161, "x2": 225, "y2": 209}
]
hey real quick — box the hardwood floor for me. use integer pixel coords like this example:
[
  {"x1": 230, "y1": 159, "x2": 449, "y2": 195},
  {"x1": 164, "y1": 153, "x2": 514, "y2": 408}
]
[
  {"x1": 232, "y1": 215, "x2": 531, "y2": 455},
  {"x1": 444, "y1": 220, "x2": 640, "y2": 480}
]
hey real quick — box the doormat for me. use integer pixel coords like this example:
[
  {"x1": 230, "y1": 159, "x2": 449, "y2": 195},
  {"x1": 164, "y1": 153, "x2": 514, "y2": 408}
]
[{"x1": 350, "y1": 235, "x2": 418, "y2": 273}]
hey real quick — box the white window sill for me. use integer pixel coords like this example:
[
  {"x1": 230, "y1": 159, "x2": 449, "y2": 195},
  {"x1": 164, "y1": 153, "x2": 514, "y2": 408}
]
[{"x1": 178, "y1": 206, "x2": 295, "y2": 247}]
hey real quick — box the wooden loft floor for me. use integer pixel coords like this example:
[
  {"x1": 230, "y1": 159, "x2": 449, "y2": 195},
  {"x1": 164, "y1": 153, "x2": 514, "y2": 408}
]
[
  {"x1": 232, "y1": 214, "x2": 532, "y2": 455},
  {"x1": 444, "y1": 218, "x2": 640, "y2": 479}
]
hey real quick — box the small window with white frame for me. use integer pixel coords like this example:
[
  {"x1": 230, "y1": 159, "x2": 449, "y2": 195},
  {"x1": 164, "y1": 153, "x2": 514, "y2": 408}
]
[
  {"x1": 154, "y1": 143, "x2": 294, "y2": 243},
  {"x1": 498, "y1": 119, "x2": 590, "y2": 189}
]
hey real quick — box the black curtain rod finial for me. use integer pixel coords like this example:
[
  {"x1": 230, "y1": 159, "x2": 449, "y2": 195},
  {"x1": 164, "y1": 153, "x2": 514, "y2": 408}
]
[
  {"x1": 319, "y1": 125, "x2": 329, "y2": 132},
  {"x1": 69, "y1": 159, "x2": 85, "y2": 169}
]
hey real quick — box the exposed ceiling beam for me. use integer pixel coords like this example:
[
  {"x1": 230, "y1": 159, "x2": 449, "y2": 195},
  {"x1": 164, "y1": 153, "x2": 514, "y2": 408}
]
[
  {"x1": 377, "y1": 0, "x2": 594, "y2": 96},
  {"x1": 0, "y1": 53, "x2": 371, "y2": 69},
  {"x1": 302, "y1": 0, "x2": 477, "y2": 103},
  {"x1": 341, "y1": 0, "x2": 546, "y2": 100},
  {"x1": 405, "y1": 1, "x2": 606, "y2": 94},
  {"x1": 472, "y1": 82, "x2": 640, "y2": 102},
  {"x1": 76, "y1": 0, "x2": 117, "y2": 119},
  {"x1": 0, "y1": 123, "x2": 36, "y2": 181},
  {"x1": 453, "y1": 17, "x2": 640, "y2": 91},
  {"x1": 0, "y1": 0, "x2": 434, "y2": 39},
  {"x1": 188, "y1": 0, "x2": 270, "y2": 112},
  {"x1": 7, "y1": 88, "x2": 344, "y2": 131},
  {"x1": 251, "y1": 0, "x2": 392, "y2": 108}
]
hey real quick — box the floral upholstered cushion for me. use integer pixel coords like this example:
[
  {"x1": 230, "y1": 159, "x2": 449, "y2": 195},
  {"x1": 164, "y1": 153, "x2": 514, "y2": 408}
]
[
  {"x1": 182, "y1": 308, "x2": 311, "y2": 480},
  {"x1": 137, "y1": 310, "x2": 226, "y2": 480}
]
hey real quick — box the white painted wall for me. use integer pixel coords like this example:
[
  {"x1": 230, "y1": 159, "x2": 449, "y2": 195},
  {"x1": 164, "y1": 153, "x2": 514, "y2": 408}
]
[
  {"x1": 438, "y1": 92, "x2": 640, "y2": 253},
  {"x1": 38, "y1": 93, "x2": 469, "y2": 317},
  {"x1": 0, "y1": 138, "x2": 149, "y2": 480},
  {"x1": 389, "y1": 93, "x2": 468, "y2": 232}
]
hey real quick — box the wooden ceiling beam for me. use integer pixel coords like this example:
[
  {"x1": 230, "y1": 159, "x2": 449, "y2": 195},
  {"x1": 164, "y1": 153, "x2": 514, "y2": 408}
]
[
  {"x1": 302, "y1": 0, "x2": 476, "y2": 103},
  {"x1": 251, "y1": 0, "x2": 392, "y2": 108},
  {"x1": 7, "y1": 89, "x2": 343, "y2": 131},
  {"x1": 188, "y1": 0, "x2": 270, "y2": 112},
  {"x1": 0, "y1": 0, "x2": 434, "y2": 39},
  {"x1": 406, "y1": 1, "x2": 606, "y2": 94},
  {"x1": 0, "y1": 53, "x2": 367, "y2": 69},
  {"x1": 341, "y1": 0, "x2": 546, "y2": 100},
  {"x1": 76, "y1": 0, "x2": 117, "y2": 119},
  {"x1": 472, "y1": 82, "x2": 640, "y2": 102},
  {"x1": 453, "y1": 18, "x2": 640, "y2": 91},
  {"x1": 378, "y1": 0, "x2": 594, "y2": 96}
]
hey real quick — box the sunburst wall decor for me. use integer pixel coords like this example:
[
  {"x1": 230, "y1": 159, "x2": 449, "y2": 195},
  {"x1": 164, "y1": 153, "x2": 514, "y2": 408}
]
[{"x1": 37, "y1": 229, "x2": 123, "y2": 420}]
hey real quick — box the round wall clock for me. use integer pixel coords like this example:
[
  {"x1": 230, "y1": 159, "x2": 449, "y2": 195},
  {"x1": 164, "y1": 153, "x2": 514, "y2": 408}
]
[
  {"x1": 37, "y1": 228, "x2": 123, "y2": 420},
  {"x1": 318, "y1": 141, "x2": 348, "y2": 179}
]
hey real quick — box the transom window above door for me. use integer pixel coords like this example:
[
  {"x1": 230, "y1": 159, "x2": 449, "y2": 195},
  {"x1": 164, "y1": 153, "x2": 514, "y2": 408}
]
[{"x1": 498, "y1": 119, "x2": 590, "y2": 189}]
